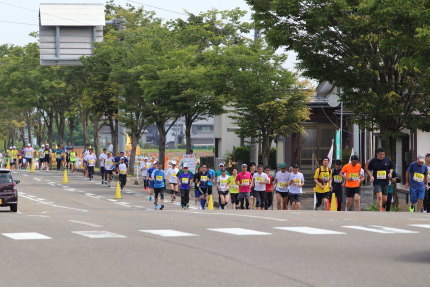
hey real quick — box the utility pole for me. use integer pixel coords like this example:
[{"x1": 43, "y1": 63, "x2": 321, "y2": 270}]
[{"x1": 250, "y1": 28, "x2": 262, "y2": 164}]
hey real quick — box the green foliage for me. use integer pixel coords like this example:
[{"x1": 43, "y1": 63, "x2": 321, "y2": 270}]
[
  {"x1": 248, "y1": 0, "x2": 430, "y2": 163},
  {"x1": 228, "y1": 146, "x2": 250, "y2": 165}
]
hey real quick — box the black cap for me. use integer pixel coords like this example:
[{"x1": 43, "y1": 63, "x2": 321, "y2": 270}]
[
  {"x1": 292, "y1": 164, "x2": 299, "y2": 169},
  {"x1": 335, "y1": 160, "x2": 342, "y2": 165},
  {"x1": 351, "y1": 155, "x2": 359, "y2": 161}
]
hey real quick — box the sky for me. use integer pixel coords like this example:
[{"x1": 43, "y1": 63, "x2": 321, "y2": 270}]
[{"x1": 0, "y1": 0, "x2": 299, "y2": 72}]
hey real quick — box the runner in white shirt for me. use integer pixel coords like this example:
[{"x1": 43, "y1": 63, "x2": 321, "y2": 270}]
[
  {"x1": 38, "y1": 145, "x2": 45, "y2": 170},
  {"x1": 165, "y1": 162, "x2": 179, "y2": 202},
  {"x1": 252, "y1": 164, "x2": 270, "y2": 210},
  {"x1": 272, "y1": 163, "x2": 290, "y2": 210},
  {"x1": 288, "y1": 164, "x2": 305, "y2": 210},
  {"x1": 117, "y1": 157, "x2": 128, "y2": 191},
  {"x1": 104, "y1": 153, "x2": 115, "y2": 187},
  {"x1": 24, "y1": 143, "x2": 34, "y2": 170},
  {"x1": 140, "y1": 158, "x2": 150, "y2": 191},
  {"x1": 99, "y1": 148, "x2": 108, "y2": 185},
  {"x1": 84, "y1": 149, "x2": 97, "y2": 181},
  {"x1": 216, "y1": 168, "x2": 230, "y2": 209}
]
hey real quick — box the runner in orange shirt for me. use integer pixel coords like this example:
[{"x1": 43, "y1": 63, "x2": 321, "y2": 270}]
[{"x1": 341, "y1": 155, "x2": 365, "y2": 211}]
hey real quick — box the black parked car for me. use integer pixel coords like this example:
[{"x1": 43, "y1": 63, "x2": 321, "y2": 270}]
[{"x1": 0, "y1": 169, "x2": 19, "y2": 212}]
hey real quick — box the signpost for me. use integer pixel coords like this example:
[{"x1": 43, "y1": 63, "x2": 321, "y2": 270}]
[{"x1": 182, "y1": 154, "x2": 196, "y2": 174}]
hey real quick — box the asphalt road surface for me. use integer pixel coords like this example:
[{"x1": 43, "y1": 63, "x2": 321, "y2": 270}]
[{"x1": 1, "y1": 169, "x2": 429, "y2": 287}]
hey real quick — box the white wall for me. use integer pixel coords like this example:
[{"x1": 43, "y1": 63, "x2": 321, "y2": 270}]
[
  {"x1": 417, "y1": 130, "x2": 430, "y2": 156},
  {"x1": 214, "y1": 112, "x2": 242, "y2": 159}
]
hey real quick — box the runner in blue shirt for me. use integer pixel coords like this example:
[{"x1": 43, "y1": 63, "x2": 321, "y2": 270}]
[
  {"x1": 177, "y1": 163, "x2": 194, "y2": 209},
  {"x1": 405, "y1": 155, "x2": 429, "y2": 212},
  {"x1": 147, "y1": 161, "x2": 157, "y2": 202},
  {"x1": 152, "y1": 162, "x2": 166, "y2": 210}
]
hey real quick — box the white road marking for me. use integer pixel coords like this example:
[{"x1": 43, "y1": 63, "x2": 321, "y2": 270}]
[
  {"x1": 107, "y1": 199, "x2": 117, "y2": 202},
  {"x1": 72, "y1": 231, "x2": 126, "y2": 239},
  {"x1": 342, "y1": 225, "x2": 418, "y2": 234},
  {"x1": 27, "y1": 215, "x2": 50, "y2": 218},
  {"x1": 140, "y1": 229, "x2": 197, "y2": 237},
  {"x1": 2, "y1": 232, "x2": 51, "y2": 240},
  {"x1": 68, "y1": 220, "x2": 103, "y2": 228},
  {"x1": 409, "y1": 224, "x2": 430, "y2": 229},
  {"x1": 22, "y1": 174, "x2": 28, "y2": 177},
  {"x1": 274, "y1": 227, "x2": 346, "y2": 235},
  {"x1": 20, "y1": 194, "x2": 88, "y2": 212},
  {"x1": 184, "y1": 211, "x2": 287, "y2": 222},
  {"x1": 208, "y1": 228, "x2": 271, "y2": 236}
]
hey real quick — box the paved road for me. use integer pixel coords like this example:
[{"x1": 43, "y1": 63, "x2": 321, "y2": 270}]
[{"x1": 1, "y1": 169, "x2": 429, "y2": 287}]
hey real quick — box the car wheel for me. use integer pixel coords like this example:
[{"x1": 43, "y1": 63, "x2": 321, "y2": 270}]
[{"x1": 10, "y1": 204, "x2": 17, "y2": 212}]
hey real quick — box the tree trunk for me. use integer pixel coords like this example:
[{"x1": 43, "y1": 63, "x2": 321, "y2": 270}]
[
  {"x1": 109, "y1": 116, "x2": 119, "y2": 156},
  {"x1": 82, "y1": 112, "x2": 89, "y2": 145},
  {"x1": 26, "y1": 123, "x2": 32, "y2": 146},
  {"x1": 185, "y1": 115, "x2": 193, "y2": 154},
  {"x1": 69, "y1": 117, "x2": 75, "y2": 145},
  {"x1": 129, "y1": 132, "x2": 139, "y2": 177},
  {"x1": 261, "y1": 135, "x2": 272, "y2": 167},
  {"x1": 47, "y1": 112, "x2": 54, "y2": 145},
  {"x1": 380, "y1": 129, "x2": 398, "y2": 165},
  {"x1": 93, "y1": 118, "x2": 100, "y2": 160},
  {"x1": 59, "y1": 111, "x2": 65, "y2": 144},
  {"x1": 156, "y1": 122, "x2": 167, "y2": 169},
  {"x1": 37, "y1": 117, "x2": 43, "y2": 146}
]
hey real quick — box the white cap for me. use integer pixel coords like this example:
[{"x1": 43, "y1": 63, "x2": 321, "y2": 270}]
[
  {"x1": 12, "y1": 146, "x2": 16, "y2": 149},
  {"x1": 9, "y1": 146, "x2": 12, "y2": 149},
  {"x1": 41, "y1": 144, "x2": 45, "y2": 147},
  {"x1": 418, "y1": 155, "x2": 425, "y2": 163},
  {"x1": 219, "y1": 162, "x2": 225, "y2": 167},
  {"x1": 46, "y1": 144, "x2": 49, "y2": 146},
  {"x1": 171, "y1": 161, "x2": 176, "y2": 165},
  {"x1": 27, "y1": 143, "x2": 31, "y2": 147},
  {"x1": 143, "y1": 157, "x2": 148, "y2": 160},
  {"x1": 183, "y1": 163, "x2": 188, "y2": 168}
]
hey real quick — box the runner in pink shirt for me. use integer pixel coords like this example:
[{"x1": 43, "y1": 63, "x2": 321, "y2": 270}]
[{"x1": 236, "y1": 163, "x2": 253, "y2": 209}]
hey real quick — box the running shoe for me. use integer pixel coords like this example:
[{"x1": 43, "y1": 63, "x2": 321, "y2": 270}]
[
  {"x1": 410, "y1": 206, "x2": 415, "y2": 213},
  {"x1": 149, "y1": 196, "x2": 152, "y2": 202},
  {"x1": 160, "y1": 204, "x2": 164, "y2": 210},
  {"x1": 154, "y1": 204, "x2": 158, "y2": 210}
]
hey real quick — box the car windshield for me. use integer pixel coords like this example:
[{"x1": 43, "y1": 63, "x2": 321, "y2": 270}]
[{"x1": 0, "y1": 173, "x2": 13, "y2": 184}]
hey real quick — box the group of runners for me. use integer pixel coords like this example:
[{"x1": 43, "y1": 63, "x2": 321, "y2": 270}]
[{"x1": 1, "y1": 144, "x2": 429, "y2": 212}]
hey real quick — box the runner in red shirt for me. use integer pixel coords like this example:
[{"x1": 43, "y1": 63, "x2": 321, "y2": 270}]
[
  {"x1": 264, "y1": 166, "x2": 274, "y2": 210},
  {"x1": 236, "y1": 164, "x2": 253, "y2": 209}
]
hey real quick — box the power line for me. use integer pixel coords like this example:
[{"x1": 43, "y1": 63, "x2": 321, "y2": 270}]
[
  {"x1": 127, "y1": 0, "x2": 187, "y2": 16},
  {"x1": 0, "y1": 20, "x2": 37, "y2": 26}
]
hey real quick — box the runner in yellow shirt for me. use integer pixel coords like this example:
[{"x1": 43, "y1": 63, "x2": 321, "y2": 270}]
[{"x1": 313, "y1": 157, "x2": 332, "y2": 210}]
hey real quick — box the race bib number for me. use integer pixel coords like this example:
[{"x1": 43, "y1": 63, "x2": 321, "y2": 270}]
[
  {"x1": 231, "y1": 185, "x2": 239, "y2": 189},
  {"x1": 242, "y1": 179, "x2": 250, "y2": 186},
  {"x1": 334, "y1": 175, "x2": 343, "y2": 183},
  {"x1": 89, "y1": 160, "x2": 95, "y2": 165},
  {"x1": 377, "y1": 170, "x2": 387, "y2": 180},
  {"x1": 294, "y1": 179, "x2": 301, "y2": 185},
  {"x1": 413, "y1": 173, "x2": 424, "y2": 182},
  {"x1": 256, "y1": 177, "x2": 263, "y2": 184},
  {"x1": 156, "y1": 176, "x2": 163, "y2": 181},
  {"x1": 171, "y1": 173, "x2": 177, "y2": 177},
  {"x1": 278, "y1": 182, "x2": 287, "y2": 190},
  {"x1": 26, "y1": 151, "x2": 32, "y2": 157},
  {"x1": 350, "y1": 173, "x2": 359, "y2": 181},
  {"x1": 181, "y1": 178, "x2": 189, "y2": 184},
  {"x1": 220, "y1": 180, "x2": 228, "y2": 186},
  {"x1": 201, "y1": 176, "x2": 208, "y2": 182},
  {"x1": 119, "y1": 169, "x2": 126, "y2": 175}
]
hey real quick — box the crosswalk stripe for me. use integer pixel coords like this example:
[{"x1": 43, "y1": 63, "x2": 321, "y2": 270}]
[
  {"x1": 207, "y1": 228, "x2": 271, "y2": 236},
  {"x1": 342, "y1": 225, "x2": 418, "y2": 234},
  {"x1": 2, "y1": 232, "x2": 51, "y2": 240},
  {"x1": 72, "y1": 231, "x2": 126, "y2": 238},
  {"x1": 408, "y1": 224, "x2": 430, "y2": 229},
  {"x1": 139, "y1": 229, "x2": 197, "y2": 237},
  {"x1": 274, "y1": 227, "x2": 346, "y2": 235}
]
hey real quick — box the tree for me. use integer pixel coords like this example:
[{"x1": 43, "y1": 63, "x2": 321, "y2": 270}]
[
  {"x1": 167, "y1": 9, "x2": 251, "y2": 154},
  {"x1": 223, "y1": 41, "x2": 310, "y2": 166},
  {"x1": 248, "y1": 0, "x2": 430, "y2": 162}
]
